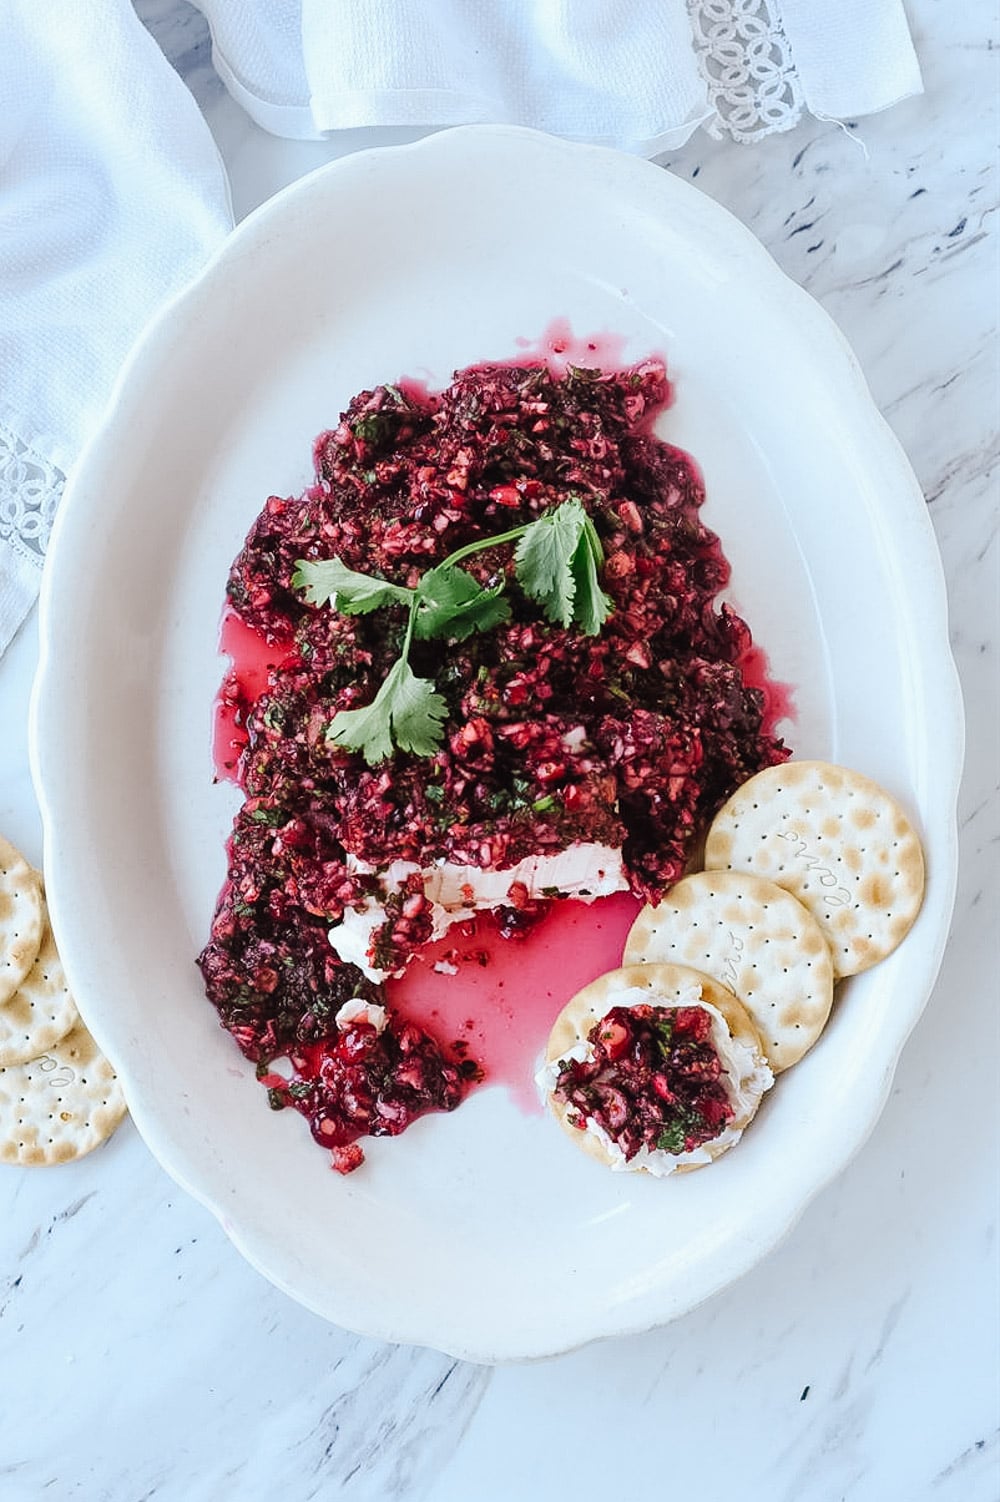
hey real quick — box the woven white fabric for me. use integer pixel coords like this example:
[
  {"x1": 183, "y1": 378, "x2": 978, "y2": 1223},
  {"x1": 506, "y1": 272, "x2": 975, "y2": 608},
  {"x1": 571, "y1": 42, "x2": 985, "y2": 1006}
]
[
  {"x1": 0, "y1": 0, "x2": 231, "y2": 654},
  {"x1": 195, "y1": 0, "x2": 921, "y2": 149}
]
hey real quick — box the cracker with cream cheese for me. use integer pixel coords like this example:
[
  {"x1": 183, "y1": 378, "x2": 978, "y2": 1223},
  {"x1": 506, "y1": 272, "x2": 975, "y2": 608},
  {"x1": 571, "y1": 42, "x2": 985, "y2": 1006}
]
[{"x1": 542, "y1": 962, "x2": 772, "y2": 1174}]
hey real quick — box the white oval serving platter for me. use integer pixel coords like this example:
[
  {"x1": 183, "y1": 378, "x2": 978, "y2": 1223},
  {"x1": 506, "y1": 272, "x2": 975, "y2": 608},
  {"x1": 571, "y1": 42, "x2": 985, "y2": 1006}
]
[{"x1": 31, "y1": 126, "x2": 963, "y2": 1361}]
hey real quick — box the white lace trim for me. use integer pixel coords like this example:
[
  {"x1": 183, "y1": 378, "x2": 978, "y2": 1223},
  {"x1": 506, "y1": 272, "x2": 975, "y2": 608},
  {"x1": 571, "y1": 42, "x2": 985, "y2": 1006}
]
[
  {"x1": 688, "y1": 0, "x2": 804, "y2": 143},
  {"x1": 0, "y1": 418, "x2": 64, "y2": 572}
]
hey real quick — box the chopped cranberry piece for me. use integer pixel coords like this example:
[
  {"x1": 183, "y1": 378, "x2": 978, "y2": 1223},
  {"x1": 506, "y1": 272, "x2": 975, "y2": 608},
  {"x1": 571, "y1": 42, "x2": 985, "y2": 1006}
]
[{"x1": 330, "y1": 1143, "x2": 365, "y2": 1175}]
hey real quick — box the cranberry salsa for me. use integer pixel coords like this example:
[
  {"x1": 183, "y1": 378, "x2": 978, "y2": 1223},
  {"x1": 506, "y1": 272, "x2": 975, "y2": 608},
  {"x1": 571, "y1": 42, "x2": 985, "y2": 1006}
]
[
  {"x1": 553, "y1": 1004, "x2": 734, "y2": 1161},
  {"x1": 198, "y1": 356, "x2": 789, "y2": 1171},
  {"x1": 256, "y1": 1003, "x2": 467, "y2": 1177}
]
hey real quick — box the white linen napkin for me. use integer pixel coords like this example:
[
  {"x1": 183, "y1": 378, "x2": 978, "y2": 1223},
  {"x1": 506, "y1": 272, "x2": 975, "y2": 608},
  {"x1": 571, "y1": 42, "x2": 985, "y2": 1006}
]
[
  {"x1": 196, "y1": 0, "x2": 922, "y2": 150},
  {"x1": 0, "y1": 0, "x2": 232, "y2": 656}
]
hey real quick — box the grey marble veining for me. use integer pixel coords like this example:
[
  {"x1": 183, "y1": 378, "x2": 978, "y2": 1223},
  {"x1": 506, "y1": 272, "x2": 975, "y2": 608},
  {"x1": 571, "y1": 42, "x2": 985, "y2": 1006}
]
[
  {"x1": 0, "y1": 2, "x2": 996, "y2": 1499},
  {"x1": 136, "y1": 0, "x2": 219, "y2": 104}
]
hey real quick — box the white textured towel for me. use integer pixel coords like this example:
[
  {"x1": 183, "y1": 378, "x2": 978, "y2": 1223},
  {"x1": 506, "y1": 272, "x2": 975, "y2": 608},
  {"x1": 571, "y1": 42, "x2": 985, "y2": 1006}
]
[
  {"x1": 197, "y1": 0, "x2": 923, "y2": 149},
  {"x1": 0, "y1": 0, "x2": 231, "y2": 655},
  {"x1": 0, "y1": 0, "x2": 922, "y2": 656}
]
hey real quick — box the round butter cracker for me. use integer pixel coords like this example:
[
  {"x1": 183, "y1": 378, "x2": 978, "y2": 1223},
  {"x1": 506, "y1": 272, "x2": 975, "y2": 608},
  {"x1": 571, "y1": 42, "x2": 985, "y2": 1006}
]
[
  {"x1": 0, "y1": 914, "x2": 79, "y2": 1067},
  {"x1": 544, "y1": 962, "x2": 770, "y2": 1174},
  {"x1": 0, "y1": 836, "x2": 44, "y2": 1007},
  {"x1": 624, "y1": 871, "x2": 834, "y2": 1071},
  {"x1": 0, "y1": 1019, "x2": 127, "y2": 1166},
  {"x1": 704, "y1": 760, "x2": 925, "y2": 977}
]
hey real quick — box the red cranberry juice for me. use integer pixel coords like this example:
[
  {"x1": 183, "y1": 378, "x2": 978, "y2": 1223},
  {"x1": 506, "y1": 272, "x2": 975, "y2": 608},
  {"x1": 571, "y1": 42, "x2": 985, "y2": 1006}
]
[{"x1": 389, "y1": 891, "x2": 641, "y2": 1114}]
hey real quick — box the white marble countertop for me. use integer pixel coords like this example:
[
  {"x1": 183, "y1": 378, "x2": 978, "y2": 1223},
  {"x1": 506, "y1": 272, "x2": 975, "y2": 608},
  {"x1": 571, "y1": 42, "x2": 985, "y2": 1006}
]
[{"x1": 1, "y1": 3, "x2": 997, "y2": 1498}]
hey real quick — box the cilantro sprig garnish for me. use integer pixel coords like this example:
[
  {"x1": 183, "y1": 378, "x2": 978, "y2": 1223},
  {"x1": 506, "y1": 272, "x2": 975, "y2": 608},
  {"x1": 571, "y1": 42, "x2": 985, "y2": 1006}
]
[{"x1": 292, "y1": 498, "x2": 613, "y2": 764}]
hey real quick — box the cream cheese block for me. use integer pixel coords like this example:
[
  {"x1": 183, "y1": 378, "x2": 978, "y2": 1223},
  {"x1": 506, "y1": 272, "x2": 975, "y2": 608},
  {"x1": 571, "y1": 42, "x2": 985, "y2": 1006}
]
[{"x1": 330, "y1": 842, "x2": 629, "y2": 981}]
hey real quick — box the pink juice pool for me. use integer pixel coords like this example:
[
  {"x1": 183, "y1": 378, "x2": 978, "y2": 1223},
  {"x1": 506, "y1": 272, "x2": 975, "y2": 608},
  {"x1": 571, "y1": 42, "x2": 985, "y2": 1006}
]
[
  {"x1": 737, "y1": 642, "x2": 797, "y2": 739},
  {"x1": 387, "y1": 891, "x2": 642, "y2": 1114},
  {"x1": 212, "y1": 609, "x2": 294, "y2": 783},
  {"x1": 512, "y1": 316, "x2": 632, "y2": 373}
]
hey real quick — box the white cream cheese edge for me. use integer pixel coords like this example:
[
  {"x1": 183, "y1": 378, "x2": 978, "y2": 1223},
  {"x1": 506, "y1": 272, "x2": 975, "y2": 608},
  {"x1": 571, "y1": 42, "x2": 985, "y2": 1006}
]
[{"x1": 328, "y1": 842, "x2": 629, "y2": 982}]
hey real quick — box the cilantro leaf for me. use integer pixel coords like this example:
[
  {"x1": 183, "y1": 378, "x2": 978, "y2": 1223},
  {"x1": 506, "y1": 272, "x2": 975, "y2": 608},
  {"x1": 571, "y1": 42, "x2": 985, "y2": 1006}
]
[
  {"x1": 514, "y1": 499, "x2": 587, "y2": 627},
  {"x1": 654, "y1": 1016, "x2": 676, "y2": 1054},
  {"x1": 570, "y1": 517, "x2": 613, "y2": 636},
  {"x1": 413, "y1": 563, "x2": 511, "y2": 642},
  {"x1": 352, "y1": 413, "x2": 396, "y2": 446},
  {"x1": 327, "y1": 658, "x2": 448, "y2": 765},
  {"x1": 292, "y1": 557, "x2": 413, "y2": 614},
  {"x1": 655, "y1": 1120, "x2": 687, "y2": 1155},
  {"x1": 514, "y1": 499, "x2": 612, "y2": 635},
  {"x1": 387, "y1": 663, "x2": 449, "y2": 756}
]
